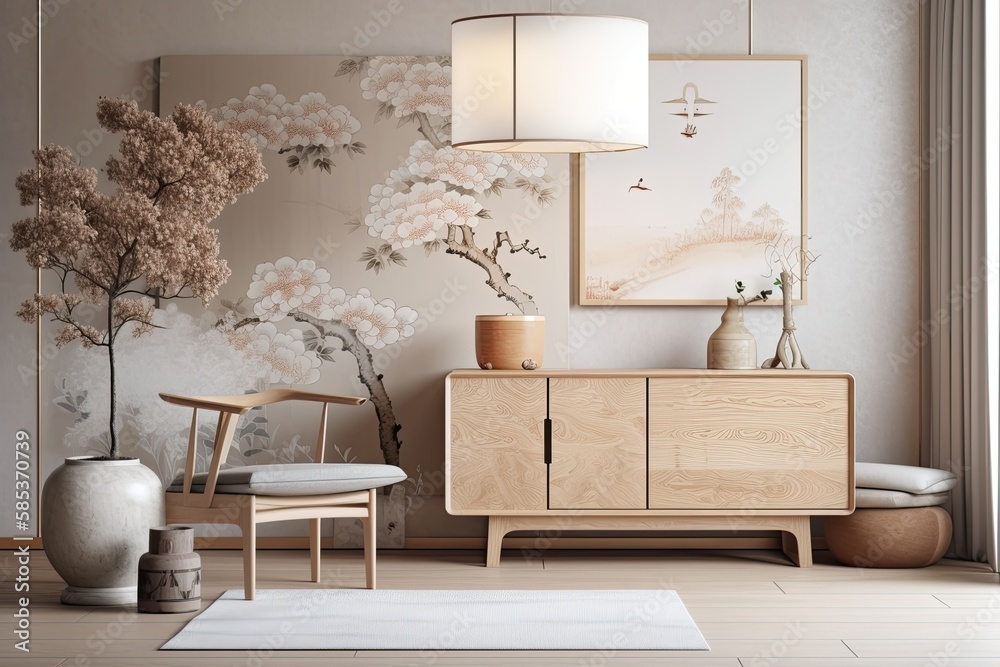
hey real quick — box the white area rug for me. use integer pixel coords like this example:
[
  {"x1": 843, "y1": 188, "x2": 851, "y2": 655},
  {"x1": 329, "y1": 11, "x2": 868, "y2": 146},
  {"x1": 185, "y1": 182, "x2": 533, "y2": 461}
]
[{"x1": 161, "y1": 589, "x2": 709, "y2": 651}]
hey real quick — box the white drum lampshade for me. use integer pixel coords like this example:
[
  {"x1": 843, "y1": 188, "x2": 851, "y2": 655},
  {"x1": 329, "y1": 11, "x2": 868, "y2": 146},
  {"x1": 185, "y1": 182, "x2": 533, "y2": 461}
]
[{"x1": 451, "y1": 13, "x2": 648, "y2": 153}]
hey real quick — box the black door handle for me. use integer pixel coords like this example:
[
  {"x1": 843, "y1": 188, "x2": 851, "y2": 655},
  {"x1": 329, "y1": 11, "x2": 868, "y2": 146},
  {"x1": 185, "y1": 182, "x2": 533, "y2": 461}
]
[{"x1": 543, "y1": 418, "x2": 552, "y2": 464}]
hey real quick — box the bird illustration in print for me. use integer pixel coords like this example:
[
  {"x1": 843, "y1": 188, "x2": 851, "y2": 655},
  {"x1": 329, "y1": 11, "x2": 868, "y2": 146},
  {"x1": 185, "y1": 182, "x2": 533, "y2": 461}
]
[
  {"x1": 628, "y1": 178, "x2": 652, "y2": 193},
  {"x1": 664, "y1": 82, "x2": 715, "y2": 138}
]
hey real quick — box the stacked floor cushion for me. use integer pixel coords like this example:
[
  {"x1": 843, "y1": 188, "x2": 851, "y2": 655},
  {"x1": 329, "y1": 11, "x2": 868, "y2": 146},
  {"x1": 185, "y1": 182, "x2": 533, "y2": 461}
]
[{"x1": 826, "y1": 463, "x2": 958, "y2": 568}]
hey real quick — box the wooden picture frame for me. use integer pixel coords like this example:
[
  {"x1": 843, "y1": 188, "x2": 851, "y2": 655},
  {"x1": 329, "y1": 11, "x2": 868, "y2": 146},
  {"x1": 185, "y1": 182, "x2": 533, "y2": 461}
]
[{"x1": 577, "y1": 55, "x2": 808, "y2": 306}]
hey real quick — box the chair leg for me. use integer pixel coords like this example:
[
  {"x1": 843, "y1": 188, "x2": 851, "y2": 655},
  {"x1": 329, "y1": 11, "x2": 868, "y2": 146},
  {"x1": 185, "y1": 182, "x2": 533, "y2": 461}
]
[
  {"x1": 239, "y1": 499, "x2": 257, "y2": 600},
  {"x1": 310, "y1": 517, "x2": 322, "y2": 583},
  {"x1": 364, "y1": 488, "x2": 377, "y2": 589}
]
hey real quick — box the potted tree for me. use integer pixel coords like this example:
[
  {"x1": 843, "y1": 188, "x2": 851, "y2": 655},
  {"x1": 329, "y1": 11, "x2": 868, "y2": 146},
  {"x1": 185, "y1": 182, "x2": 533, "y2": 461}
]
[{"x1": 10, "y1": 98, "x2": 265, "y2": 604}]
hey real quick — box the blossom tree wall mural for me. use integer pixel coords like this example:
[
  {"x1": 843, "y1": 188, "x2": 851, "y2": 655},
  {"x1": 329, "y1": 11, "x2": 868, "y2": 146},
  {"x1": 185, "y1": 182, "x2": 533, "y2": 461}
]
[
  {"x1": 55, "y1": 306, "x2": 274, "y2": 482},
  {"x1": 222, "y1": 257, "x2": 417, "y2": 468},
  {"x1": 339, "y1": 56, "x2": 555, "y2": 315},
  {"x1": 202, "y1": 84, "x2": 364, "y2": 173},
  {"x1": 193, "y1": 80, "x2": 418, "y2": 469},
  {"x1": 31, "y1": 54, "x2": 570, "y2": 544},
  {"x1": 58, "y1": 257, "x2": 419, "y2": 481}
]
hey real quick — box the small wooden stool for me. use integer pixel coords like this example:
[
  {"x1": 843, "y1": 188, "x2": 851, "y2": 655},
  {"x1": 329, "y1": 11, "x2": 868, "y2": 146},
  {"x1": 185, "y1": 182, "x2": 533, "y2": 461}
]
[{"x1": 826, "y1": 507, "x2": 952, "y2": 568}]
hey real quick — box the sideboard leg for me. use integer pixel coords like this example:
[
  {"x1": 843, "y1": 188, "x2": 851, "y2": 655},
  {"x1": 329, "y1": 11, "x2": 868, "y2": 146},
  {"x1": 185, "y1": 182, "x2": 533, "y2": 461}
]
[
  {"x1": 486, "y1": 516, "x2": 506, "y2": 567},
  {"x1": 781, "y1": 516, "x2": 814, "y2": 567}
]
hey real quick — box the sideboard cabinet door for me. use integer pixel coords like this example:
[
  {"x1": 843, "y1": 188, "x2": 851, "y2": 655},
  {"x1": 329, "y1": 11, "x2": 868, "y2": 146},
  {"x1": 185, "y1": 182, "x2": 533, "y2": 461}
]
[
  {"x1": 549, "y1": 377, "x2": 647, "y2": 509},
  {"x1": 447, "y1": 377, "x2": 547, "y2": 513},
  {"x1": 648, "y1": 377, "x2": 851, "y2": 510}
]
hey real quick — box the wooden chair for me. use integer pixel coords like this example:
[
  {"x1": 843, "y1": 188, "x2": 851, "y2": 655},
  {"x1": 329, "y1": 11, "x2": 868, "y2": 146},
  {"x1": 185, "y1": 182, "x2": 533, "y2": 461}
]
[{"x1": 159, "y1": 389, "x2": 406, "y2": 600}]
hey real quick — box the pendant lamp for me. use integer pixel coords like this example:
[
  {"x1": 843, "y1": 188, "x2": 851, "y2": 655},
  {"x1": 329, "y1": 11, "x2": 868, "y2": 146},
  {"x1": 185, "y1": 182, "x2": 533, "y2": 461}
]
[{"x1": 451, "y1": 13, "x2": 648, "y2": 153}]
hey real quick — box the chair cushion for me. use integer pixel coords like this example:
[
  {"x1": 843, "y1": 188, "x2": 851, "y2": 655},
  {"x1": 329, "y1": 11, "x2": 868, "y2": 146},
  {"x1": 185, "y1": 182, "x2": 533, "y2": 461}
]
[
  {"x1": 855, "y1": 462, "x2": 958, "y2": 495},
  {"x1": 167, "y1": 463, "x2": 407, "y2": 496},
  {"x1": 856, "y1": 487, "x2": 951, "y2": 509}
]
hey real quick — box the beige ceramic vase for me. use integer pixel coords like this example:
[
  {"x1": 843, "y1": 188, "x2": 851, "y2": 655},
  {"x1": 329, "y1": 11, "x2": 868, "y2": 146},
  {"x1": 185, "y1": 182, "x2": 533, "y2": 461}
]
[{"x1": 707, "y1": 297, "x2": 757, "y2": 370}]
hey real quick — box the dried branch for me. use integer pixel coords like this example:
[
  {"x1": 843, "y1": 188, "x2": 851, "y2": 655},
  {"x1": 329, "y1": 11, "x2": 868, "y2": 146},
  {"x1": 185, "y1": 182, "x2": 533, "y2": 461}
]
[
  {"x1": 489, "y1": 231, "x2": 546, "y2": 261},
  {"x1": 49, "y1": 313, "x2": 107, "y2": 348},
  {"x1": 761, "y1": 234, "x2": 816, "y2": 286},
  {"x1": 443, "y1": 224, "x2": 538, "y2": 314}
]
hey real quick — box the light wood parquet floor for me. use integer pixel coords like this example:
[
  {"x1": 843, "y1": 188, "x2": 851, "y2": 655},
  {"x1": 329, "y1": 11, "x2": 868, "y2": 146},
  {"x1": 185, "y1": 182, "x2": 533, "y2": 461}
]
[{"x1": 1, "y1": 548, "x2": 999, "y2": 666}]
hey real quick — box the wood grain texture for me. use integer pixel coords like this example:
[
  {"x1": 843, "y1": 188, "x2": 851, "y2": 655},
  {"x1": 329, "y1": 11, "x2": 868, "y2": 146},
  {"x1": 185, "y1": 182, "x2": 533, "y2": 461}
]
[
  {"x1": 7, "y1": 548, "x2": 996, "y2": 665},
  {"x1": 474, "y1": 315, "x2": 545, "y2": 370},
  {"x1": 485, "y1": 514, "x2": 813, "y2": 567},
  {"x1": 648, "y1": 377, "x2": 851, "y2": 511},
  {"x1": 447, "y1": 369, "x2": 853, "y2": 380},
  {"x1": 447, "y1": 377, "x2": 547, "y2": 513},
  {"x1": 548, "y1": 377, "x2": 646, "y2": 509}
]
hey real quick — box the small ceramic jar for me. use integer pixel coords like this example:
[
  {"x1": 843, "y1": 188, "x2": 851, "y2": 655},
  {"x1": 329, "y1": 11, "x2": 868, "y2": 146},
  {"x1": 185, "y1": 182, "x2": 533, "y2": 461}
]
[{"x1": 137, "y1": 525, "x2": 201, "y2": 613}]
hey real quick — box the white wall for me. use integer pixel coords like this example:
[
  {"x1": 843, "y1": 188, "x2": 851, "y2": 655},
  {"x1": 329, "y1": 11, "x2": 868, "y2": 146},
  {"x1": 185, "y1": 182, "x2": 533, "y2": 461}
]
[{"x1": 0, "y1": 0, "x2": 919, "y2": 536}]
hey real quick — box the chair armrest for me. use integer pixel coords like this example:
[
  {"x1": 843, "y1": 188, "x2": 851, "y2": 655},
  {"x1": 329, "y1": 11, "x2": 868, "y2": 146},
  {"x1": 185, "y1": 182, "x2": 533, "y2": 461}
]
[
  {"x1": 159, "y1": 389, "x2": 367, "y2": 413},
  {"x1": 158, "y1": 388, "x2": 368, "y2": 503},
  {"x1": 159, "y1": 392, "x2": 251, "y2": 415},
  {"x1": 283, "y1": 390, "x2": 368, "y2": 407}
]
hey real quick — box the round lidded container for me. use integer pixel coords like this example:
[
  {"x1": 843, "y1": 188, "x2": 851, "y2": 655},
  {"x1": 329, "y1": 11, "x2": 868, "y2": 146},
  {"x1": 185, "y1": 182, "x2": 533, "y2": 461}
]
[{"x1": 474, "y1": 314, "x2": 544, "y2": 370}]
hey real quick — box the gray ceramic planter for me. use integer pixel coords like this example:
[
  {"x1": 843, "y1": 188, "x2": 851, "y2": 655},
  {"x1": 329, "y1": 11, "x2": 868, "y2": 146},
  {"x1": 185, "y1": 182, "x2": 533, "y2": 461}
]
[{"x1": 41, "y1": 457, "x2": 165, "y2": 605}]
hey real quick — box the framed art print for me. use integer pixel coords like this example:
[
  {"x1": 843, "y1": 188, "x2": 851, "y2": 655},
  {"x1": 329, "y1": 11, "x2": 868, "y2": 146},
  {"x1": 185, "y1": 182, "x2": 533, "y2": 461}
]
[{"x1": 578, "y1": 55, "x2": 807, "y2": 306}]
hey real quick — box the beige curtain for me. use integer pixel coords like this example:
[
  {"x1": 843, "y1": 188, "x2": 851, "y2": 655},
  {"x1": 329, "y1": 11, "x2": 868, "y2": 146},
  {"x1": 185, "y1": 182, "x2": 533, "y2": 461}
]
[{"x1": 919, "y1": 0, "x2": 992, "y2": 565}]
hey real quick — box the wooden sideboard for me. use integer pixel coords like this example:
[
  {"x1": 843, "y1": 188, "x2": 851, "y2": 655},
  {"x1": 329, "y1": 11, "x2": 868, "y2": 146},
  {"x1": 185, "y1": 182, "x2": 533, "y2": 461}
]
[{"x1": 445, "y1": 369, "x2": 855, "y2": 567}]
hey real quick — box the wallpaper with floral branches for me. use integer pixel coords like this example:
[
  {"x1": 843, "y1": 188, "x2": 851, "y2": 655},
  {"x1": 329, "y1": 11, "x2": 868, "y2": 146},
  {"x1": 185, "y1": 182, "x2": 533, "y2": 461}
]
[{"x1": 38, "y1": 55, "x2": 570, "y2": 540}]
